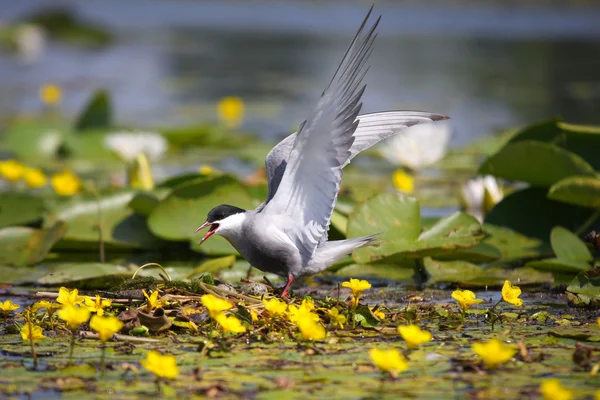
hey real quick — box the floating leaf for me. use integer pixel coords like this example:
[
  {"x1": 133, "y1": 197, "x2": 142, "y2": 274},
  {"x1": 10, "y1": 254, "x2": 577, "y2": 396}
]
[
  {"x1": 566, "y1": 267, "x2": 600, "y2": 299},
  {"x1": 186, "y1": 255, "x2": 236, "y2": 278},
  {"x1": 479, "y1": 140, "x2": 596, "y2": 187},
  {"x1": 353, "y1": 305, "x2": 380, "y2": 328},
  {"x1": 0, "y1": 193, "x2": 46, "y2": 228},
  {"x1": 148, "y1": 175, "x2": 255, "y2": 242},
  {"x1": 44, "y1": 190, "x2": 163, "y2": 250},
  {"x1": 349, "y1": 193, "x2": 484, "y2": 264},
  {"x1": 0, "y1": 222, "x2": 67, "y2": 267},
  {"x1": 334, "y1": 263, "x2": 415, "y2": 281},
  {"x1": 1, "y1": 119, "x2": 69, "y2": 160},
  {"x1": 548, "y1": 176, "x2": 600, "y2": 209},
  {"x1": 550, "y1": 226, "x2": 592, "y2": 261},
  {"x1": 482, "y1": 224, "x2": 549, "y2": 262},
  {"x1": 485, "y1": 187, "x2": 599, "y2": 241},
  {"x1": 526, "y1": 258, "x2": 591, "y2": 273},
  {"x1": 424, "y1": 258, "x2": 485, "y2": 284},
  {"x1": 74, "y1": 90, "x2": 112, "y2": 131},
  {"x1": 435, "y1": 242, "x2": 502, "y2": 263}
]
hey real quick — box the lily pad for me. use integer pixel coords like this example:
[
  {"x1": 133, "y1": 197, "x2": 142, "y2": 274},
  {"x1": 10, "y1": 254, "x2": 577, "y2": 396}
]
[
  {"x1": 148, "y1": 175, "x2": 255, "y2": 242},
  {"x1": 424, "y1": 258, "x2": 485, "y2": 284},
  {"x1": 550, "y1": 226, "x2": 592, "y2": 262},
  {"x1": 479, "y1": 140, "x2": 596, "y2": 188},
  {"x1": 44, "y1": 190, "x2": 163, "y2": 250},
  {"x1": 526, "y1": 258, "x2": 592, "y2": 273},
  {"x1": 334, "y1": 263, "x2": 415, "y2": 281},
  {"x1": 349, "y1": 193, "x2": 484, "y2": 264},
  {"x1": 0, "y1": 119, "x2": 69, "y2": 161},
  {"x1": 0, "y1": 222, "x2": 67, "y2": 266},
  {"x1": 0, "y1": 193, "x2": 46, "y2": 228},
  {"x1": 484, "y1": 187, "x2": 599, "y2": 241},
  {"x1": 186, "y1": 255, "x2": 236, "y2": 278},
  {"x1": 548, "y1": 176, "x2": 600, "y2": 209},
  {"x1": 566, "y1": 267, "x2": 600, "y2": 299}
]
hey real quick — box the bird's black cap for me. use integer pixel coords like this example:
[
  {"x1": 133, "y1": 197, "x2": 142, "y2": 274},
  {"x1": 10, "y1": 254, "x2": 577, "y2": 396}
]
[{"x1": 206, "y1": 204, "x2": 246, "y2": 223}]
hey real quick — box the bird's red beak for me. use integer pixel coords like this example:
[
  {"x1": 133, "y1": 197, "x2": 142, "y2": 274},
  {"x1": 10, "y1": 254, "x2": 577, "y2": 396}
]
[{"x1": 195, "y1": 221, "x2": 219, "y2": 245}]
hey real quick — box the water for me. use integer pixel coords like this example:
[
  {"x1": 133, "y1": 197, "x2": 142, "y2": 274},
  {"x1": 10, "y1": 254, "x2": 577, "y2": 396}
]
[{"x1": 1, "y1": 0, "x2": 600, "y2": 146}]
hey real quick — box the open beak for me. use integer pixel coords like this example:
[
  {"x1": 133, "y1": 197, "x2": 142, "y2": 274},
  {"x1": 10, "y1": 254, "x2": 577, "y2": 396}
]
[{"x1": 195, "y1": 221, "x2": 219, "y2": 245}]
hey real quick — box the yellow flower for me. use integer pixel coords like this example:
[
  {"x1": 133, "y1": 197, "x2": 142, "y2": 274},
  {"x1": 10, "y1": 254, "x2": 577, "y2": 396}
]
[
  {"x1": 31, "y1": 300, "x2": 60, "y2": 313},
  {"x1": 199, "y1": 164, "x2": 213, "y2": 176},
  {"x1": 451, "y1": 289, "x2": 484, "y2": 310},
  {"x1": 0, "y1": 160, "x2": 25, "y2": 182},
  {"x1": 597, "y1": 317, "x2": 599, "y2": 329},
  {"x1": 141, "y1": 351, "x2": 179, "y2": 379},
  {"x1": 371, "y1": 307, "x2": 385, "y2": 321},
  {"x1": 201, "y1": 294, "x2": 233, "y2": 319},
  {"x1": 0, "y1": 300, "x2": 20, "y2": 316},
  {"x1": 142, "y1": 290, "x2": 164, "y2": 312},
  {"x1": 288, "y1": 301, "x2": 319, "y2": 323},
  {"x1": 250, "y1": 309, "x2": 258, "y2": 322},
  {"x1": 392, "y1": 169, "x2": 414, "y2": 193},
  {"x1": 327, "y1": 307, "x2": 347, "y2": 329},
  {"x1": 217, "y1": 96, "x2": 245, "y2": 129},
  {"x1": 472, "y1": 339, "x2": 516, "y2": 369},
  {"x1": 501, "y1": 280, "x2": 523, "y2": 307},
  {"x1": 397, "y1": 325, "x2": 432, "y2": 349},
  {"x1": 369, "y1": 348, "x2": 409, "y2": 376},
  {"x1": 90, "y1": 315, "x2": 123, "y2": 341},
  {"x1": 85, "y1": 295, "x2": 112, "y2": 316},
  {"x1": 263, "y1": 298, "x2": 287, "y2": 317},
  {"x1": 341, "y1": 278, "x2": 371, "y2": 299},
  {"x1": 57, "y1": 304, "x2": 91, "y2": 329},
  {"x1": 40, "y1": 84, "x2": 62, "y2": 106},
  {"x1": 51, "y1": 170, "x2": 81, "y2": 196},
  {"x1": 540, "y1": 379, "x2": 573, "y2": 400},
  {"x1": 296, "y1": 313, "x2": 326, "y2": 341},
  {"x1": 23, "y1": 167, "x2": 47, "y2": 188},
  {"x1": 56, "y1": 287, "x2": 84, "y2": 306},
  {"x1": 215, "y1": 312, "x2": 247, "y2": 334},
  {"x1": 20, "y1": 323, "x2": 45, "y2": 342}
]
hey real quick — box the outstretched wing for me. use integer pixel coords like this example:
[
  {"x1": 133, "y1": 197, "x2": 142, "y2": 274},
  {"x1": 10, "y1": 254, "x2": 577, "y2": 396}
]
[
  {"x1": 262, "y1": 8, "x2": 379, "y2": 265},
  {"x1": 259, "y1": 111, "x2": 448, "y2": 210}
]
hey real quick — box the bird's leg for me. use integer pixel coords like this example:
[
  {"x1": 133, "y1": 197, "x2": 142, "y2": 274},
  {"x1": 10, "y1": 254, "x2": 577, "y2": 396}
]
[{"x1": 281, "y1": 274, "x2": 294, "y2": 299}]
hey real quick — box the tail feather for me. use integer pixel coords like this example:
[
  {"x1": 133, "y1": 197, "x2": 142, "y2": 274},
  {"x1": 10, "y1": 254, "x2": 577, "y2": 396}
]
[{"x1": 304, "y1": 234, "x2": 380, "y2": 275}]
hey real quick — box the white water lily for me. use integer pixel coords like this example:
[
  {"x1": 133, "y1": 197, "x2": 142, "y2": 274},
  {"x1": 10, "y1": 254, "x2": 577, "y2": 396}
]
[
  {"x1": 104, "y1": 132, "x2": 167, "y2": 162},
  {"x1": 15, "y1": 24, "x2": 46, "y2": 64},
  {"x1": 459, "y1": 175, "x2": 503, "y2": 222},
  {"x1": 38, "y1": 130, "x2": 62, "y2": 156},
  {"x1": 379, "y1": 122, "x2": 451, "y2": 170}
]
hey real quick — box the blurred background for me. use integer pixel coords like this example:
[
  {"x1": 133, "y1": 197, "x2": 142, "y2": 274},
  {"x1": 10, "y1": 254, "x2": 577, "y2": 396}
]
[{"x1": 2, "y1": 0, "x2": 600, "y2": 147}]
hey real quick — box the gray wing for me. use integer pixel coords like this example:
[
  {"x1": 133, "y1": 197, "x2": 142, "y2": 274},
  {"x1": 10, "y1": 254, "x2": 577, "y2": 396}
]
[
  {"x1": 258, "y1": 110, "x2": 448, "y2": 211},
  {"x1": 261, "y1": 8, "x2": 379, "y2": 265}
]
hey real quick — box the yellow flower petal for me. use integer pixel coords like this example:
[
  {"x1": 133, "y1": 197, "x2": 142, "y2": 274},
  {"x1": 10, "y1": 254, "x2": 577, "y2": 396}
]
[
  {"x1": 217, "y1": 96, "x2": 245, "y2": 129},
  {"x1": 451, "y1": 289, "x2": 484, "y2": 310},
  {"x1": 57, "y1": 304, "x2": 91, "y2": 329},
  {"x1": 51, "y1": 170, "x2": 81, "y2": 196},
  {"x1": 397, "y1": 325, "x2": 432, "y2": 349},
  {"x1": 472, "y1": 338, "x2": 516, "y2": 369},
  {"x1": 392, "y1": 169, "x2": 414, "y2": 193},
  {"x1": 501, "y1": 280, "x2": 523, "y2": 307},
  {"x1": 90, "y1": 315, "x2": 123, "y2": 342},
  {"x1": 40, "y1": 84, "x2": 62, "y2": 106},
  {"x1": 0, "y1": 160, "x2": 25, "y2": 182},
  {"x1": 201, "y1": 294, "x2": 233, "y2": 319},
  {"x1": 369, "y1": 348, "x2": 408, "y2": 376},
  {"x1": 23, "y1": 167, "x2": 47, "y2": 188},
  {"x1": 540, "y1": 379, "x2": 573, "y2": 400},
  {"x1": 141, "y1": 351, "x2": 179, "y2": 379}
]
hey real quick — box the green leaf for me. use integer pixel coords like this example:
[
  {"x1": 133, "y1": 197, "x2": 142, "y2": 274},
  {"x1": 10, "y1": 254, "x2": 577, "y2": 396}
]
[
  {"x1": 148, "y1": 175, "x2": 255, "y2": 242},
  {"x1": 128, "y1": 189, "x2": 170, "y2": 217},
  {"x1": 353, "y1": 305, "x2": 379, "y2": 328},
  {"x1": 1, "y1": 119, "x2": 69, "y2": 160},
  {"x1": 0, "y1": 222, "x2": 67, "y2": 266},
  {"x1": 334, "y1": 263, "x2": 415, "y2": 281},
  {"x1": 44, "y1": 190, "x2": 163, "y2": 249},
  {"x1": 526, "y1": 258, "x2": 591, "y2": 273},
  {"x1": 0, "y1": 193, "x2": 46, "y2": 228},
  {"x1": 434, "y1": 242, "x2": 502, "y2": 263},
  {"x1": 74, "y1": 90, "x2": 112, "y2": 131},
  {"x1": 548, "y1": 176, "x2": 600, "y2": 209},
  {"x1": 566, "y1": 267, "x2": 600, "y2": 299},
  {"x1": 479, "y1": 141, "x2": 596, "y2": 187},
  {"x1": 349, "y1": 193, "x2": 484, "y2": 263},
  {"x1": 485, "y1": 187, "x2": 599, "y2": 241},
  {"x1": 509, "y1": 119, "x2": 600, "y2": 170},
  {"x1": 482, "y1": 224, "x2": 550, "y2": 262},
  {"x1": 424, "y1": 258, "x2": 485, "y2": 284},
  {"x1": 550, "y1": 226, "x2": 592, "y2": 261},
  {"x1": 186, "y1": 255, "x2": 236, "y2": 278}
]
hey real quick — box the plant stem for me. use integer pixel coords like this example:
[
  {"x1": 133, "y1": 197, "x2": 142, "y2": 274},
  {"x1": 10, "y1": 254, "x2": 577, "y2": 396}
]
[
  {"x1": 155, "y1": 378, "x2": 162, "y2": 394},
  {"x1": 575, "y1": 209, "x2": 600, "y2": 236},
  {"x1": 68, "y1": 329, "x2": 76, "y2": 366},
  {"x1": 26, "y1": 311, "x2": 38, "y2": 370},
  {"x1": 88, "y1": 184, "x2": 105, "y2": 263}
]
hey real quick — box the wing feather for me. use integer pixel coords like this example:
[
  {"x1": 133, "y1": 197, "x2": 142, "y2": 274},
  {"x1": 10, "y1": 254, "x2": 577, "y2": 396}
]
[{"x1": 262, "y1": 9, "x2": 380, "y2": 264}]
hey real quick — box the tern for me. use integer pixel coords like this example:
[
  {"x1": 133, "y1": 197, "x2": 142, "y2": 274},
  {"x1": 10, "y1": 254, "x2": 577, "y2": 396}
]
[{"x1": 196, "y1": 7, "x2": 447, "y2": 297}]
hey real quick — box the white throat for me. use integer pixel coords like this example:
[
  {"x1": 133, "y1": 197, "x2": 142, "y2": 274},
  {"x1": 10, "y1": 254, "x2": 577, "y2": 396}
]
[{"x1": 215, "y1": 212, "x2": 247, "y2": 239}]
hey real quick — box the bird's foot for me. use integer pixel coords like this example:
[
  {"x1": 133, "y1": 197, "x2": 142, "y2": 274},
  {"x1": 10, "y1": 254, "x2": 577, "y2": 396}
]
[{"x1": 280, "y1": 273, "x2": 294, "y2": 299}]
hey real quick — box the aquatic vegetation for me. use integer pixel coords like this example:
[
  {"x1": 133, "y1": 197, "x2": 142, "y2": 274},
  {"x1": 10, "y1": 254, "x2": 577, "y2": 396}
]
[
  {"x1": 56, "y1": 287, "x2": 84, "y2": 306},
  {"x1": 501, "y1": 280, "x2": 523, "y2": 307},
  {"x1": 22, "y1": 167, "x2": 47, "y2": 188},
  {"x1": 458, "y1": 175, "x2": 503, "y2": 221},
  {"x1": 392, "y1": 169, "x2": 414, "y2": 193},
  {"x1": 39, "y1": 83, "x2": 62, "y2": 106},
  {"x1": 540, "y1": 379, "x2": 574, "y2": 400},
  {"x1": 0, "y1": 159, "x2": 25, "y2": 182},
  {"x1": 57, "y1": 304, "x2": 90, "y2": 329},
  {"x1": 84, "y1": 295, "x2": 112, "y2": 316},
  {"x1": 397, "y1": 325, "x2": 432, "y2": 350},
  {"x1": 217, "y1": 96, "x2": 245, "y2": 129},
  {"x1": 369, "y1": 348, "x2": 409, "y2": 377},
  {"x1": 215, "y1": 312, "x2": 247, "y2": 334},
  {"x1": 50, "y1": 170, "x2": 81, "y2": 196},
  {"x1": 90, "y1": 314, "x2": 122, "y2": 342},
  {"x1": 141, "y1": 350, "x2": 179, "y2": 379},
  {"x1": 0, "y1": 300, "x2": 20, "y2": 317},
  {"x1": 142, "y1": 290, "x2": 164, "y2": 312},
  {"x1": 342, "y1": 278, "x2": 371, "y2": 304},
  {"x1": 471, "y1": 338, "x2": 517, "y2": 369},
  {"x1": 327, "y1": 307, "x2": 347, "y2": 328},
  {"x1": 263, "y1": 298, "x2": 287, "y2": 317},
  {"x1": 201, "y1": 294, "x2": 233, "y2": 318},
  {"x1": 451, "y1": 289, "x2": 484, "y2": 311}
]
